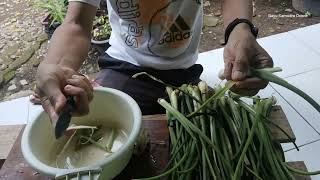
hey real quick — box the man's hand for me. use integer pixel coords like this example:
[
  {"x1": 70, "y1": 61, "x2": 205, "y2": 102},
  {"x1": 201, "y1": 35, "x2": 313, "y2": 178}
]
[
  {"x1": 223, "y1": 23, "x2": 273, "y2": 96},
  {"x1": 32, "y1": 2, "x2": 97, "y2": 125},
  {"x1": 36, "y1": 63, "x2": 93, "y2": 124}
]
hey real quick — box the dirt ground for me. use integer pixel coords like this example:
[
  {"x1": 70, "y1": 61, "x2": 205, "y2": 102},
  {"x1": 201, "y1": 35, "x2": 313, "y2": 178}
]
[
  {"x1": 200, "y1": 0, "x2": 320, "y2": 52},
  {"x1": 0, "y1": 0, "x2": 320, "y2": 101}
]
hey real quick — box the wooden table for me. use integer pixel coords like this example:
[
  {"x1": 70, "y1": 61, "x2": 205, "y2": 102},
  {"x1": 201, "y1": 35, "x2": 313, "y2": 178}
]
[{"x1": 0, "y1": 112, "x2": 311, "y2": 180}]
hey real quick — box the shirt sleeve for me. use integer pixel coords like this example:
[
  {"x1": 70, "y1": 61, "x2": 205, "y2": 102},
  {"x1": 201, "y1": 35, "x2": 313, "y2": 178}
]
[{"x1": 69, "y1": 0, "x2": 101, "y2": 8}]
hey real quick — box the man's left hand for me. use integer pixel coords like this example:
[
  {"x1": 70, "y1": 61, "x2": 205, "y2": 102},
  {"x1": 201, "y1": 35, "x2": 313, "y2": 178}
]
[{"x1": 223, "y1": 23, "x2": 273, "y2": 96}]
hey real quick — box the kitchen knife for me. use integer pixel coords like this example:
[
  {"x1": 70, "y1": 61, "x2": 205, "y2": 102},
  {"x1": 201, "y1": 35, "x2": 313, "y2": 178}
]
[{"x1": 55, "y1": 96, "x2": 76, "y2": 139}]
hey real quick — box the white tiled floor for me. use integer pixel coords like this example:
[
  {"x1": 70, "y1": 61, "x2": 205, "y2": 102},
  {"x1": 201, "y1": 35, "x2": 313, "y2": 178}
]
[
  {"x1": 0, "y1": 96, "x2": 29, "y2": 125},
  {"x1": 285, "y1": 140, "x2": 320, "y2": 180},
  {"x1": 271, "y1": 69, "x2": 320, "y2": 132},
  {"x1": 257, "y1": 31, "x2": 320, "y2": 78},
  {"x1": 288, "y1": 23, "x2": 320, "y2": 56},
  {"x1": 0, "y1": 96, "x2": 43, "y2": 126}
]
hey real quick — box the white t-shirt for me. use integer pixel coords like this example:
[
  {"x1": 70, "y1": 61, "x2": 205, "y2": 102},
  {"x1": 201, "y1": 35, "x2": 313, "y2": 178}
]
[{"x1": 70, "y1": 0, "x2": 203, "y2": 70}]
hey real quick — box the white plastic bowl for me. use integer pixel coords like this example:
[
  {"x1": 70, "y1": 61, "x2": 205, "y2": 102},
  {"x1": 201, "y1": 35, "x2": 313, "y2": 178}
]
[{"x1": 21, "y1": 87, "x2": 142, "y2": 179}]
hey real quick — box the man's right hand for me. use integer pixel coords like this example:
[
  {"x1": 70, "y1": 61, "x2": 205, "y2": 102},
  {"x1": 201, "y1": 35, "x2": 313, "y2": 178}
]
[
  {"x1": 36, "y1": 63, "x2": 93, "y2": 124},
  {"x1": 33, "y1": 2, "x2": 97, "y2": 124}
]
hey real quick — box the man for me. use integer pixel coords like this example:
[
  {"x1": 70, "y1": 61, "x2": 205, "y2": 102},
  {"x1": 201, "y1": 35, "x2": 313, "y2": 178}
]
[{"x1": 35, "y1": 0, "x2": 273, "y2": 122}]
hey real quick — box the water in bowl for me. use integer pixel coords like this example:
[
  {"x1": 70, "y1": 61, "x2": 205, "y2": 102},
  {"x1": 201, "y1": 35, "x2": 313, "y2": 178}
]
[{"x1": 50, "y1": 126, "x2": 128, "y2": 169}]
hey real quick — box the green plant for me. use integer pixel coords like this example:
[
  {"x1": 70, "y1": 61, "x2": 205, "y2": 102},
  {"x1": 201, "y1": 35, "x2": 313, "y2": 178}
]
[
  {"x1": 36, "y1": 0, "x2": 67, "y2": 26},
  {"x1": 305, "y1": 11, "x2": 312, "y2": 18},
  {"x1": 131, "y1": 68, "x2": 320, "y2": 180}
]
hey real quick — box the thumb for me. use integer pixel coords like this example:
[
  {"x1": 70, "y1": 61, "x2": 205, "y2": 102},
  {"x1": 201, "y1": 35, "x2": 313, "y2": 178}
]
[
  {"x1": 232, "y1": 48, "x2": 250, "y2": 81},
  {"x1": 42, "y1": 89, "x2": 66, "y2": 126},
  {"x1": 48, "y1": 88, "x2": 67, "y2": 114},
  {"x1": 40, "y1": 80, "x2": 67, "y2": 120}
]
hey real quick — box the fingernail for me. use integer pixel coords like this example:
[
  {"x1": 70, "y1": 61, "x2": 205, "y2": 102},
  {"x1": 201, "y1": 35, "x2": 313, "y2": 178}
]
[
  {"x1": 232, "y1": 71, "x2": 246, "y2": 79},
  {"x1": 65, "y1": 85, "x2": 71, "y2": 90}
]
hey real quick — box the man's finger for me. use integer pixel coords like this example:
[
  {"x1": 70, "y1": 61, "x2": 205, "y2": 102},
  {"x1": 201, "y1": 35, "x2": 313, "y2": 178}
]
[
  {"x1": 223, "y1": 47, "x2": 234, "y2": 80},
  {"x1": 64, "y1": 85, "x2": 89, "y2": 116},
  {"x1": 232, "y1": 47, "x2": 250, "y2": 81},
  {"x1": 30, "y1": 93, "x2": 41, "y2": 104},
  {"x1": 73, "y1": 75, "x2": 94, "y2": 91},
  {"x1": 235, "y1": 77, "x2": 268, "y2": 90},
  {"x1": 67, "y1": 77, "x2": 93, "y2": 101},
  {"x1": 41, "y1": 97, "x2": 59, "y2": 126},
  {"x1": 37, "y1": 78, "x2": 67, "y2": 114},
  {"x1": 224, "y1": 62, "x2": 233, "y2": 80}
]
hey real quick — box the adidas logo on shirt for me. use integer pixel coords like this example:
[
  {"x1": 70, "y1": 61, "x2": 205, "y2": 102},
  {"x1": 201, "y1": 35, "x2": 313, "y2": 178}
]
[{"x1": 159, "y1": 15, "x2": 192, "y2": 45}]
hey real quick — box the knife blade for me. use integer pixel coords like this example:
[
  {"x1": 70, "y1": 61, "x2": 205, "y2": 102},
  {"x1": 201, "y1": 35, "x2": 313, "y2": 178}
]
[{"x1": 55, "y1": 96, "x2": 76, "y2": 139}]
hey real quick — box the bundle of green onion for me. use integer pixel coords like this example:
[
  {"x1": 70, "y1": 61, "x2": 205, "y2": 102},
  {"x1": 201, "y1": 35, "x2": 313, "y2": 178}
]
[{"x1": 133, "y1": 67, "x2": 320, "y2": 180}]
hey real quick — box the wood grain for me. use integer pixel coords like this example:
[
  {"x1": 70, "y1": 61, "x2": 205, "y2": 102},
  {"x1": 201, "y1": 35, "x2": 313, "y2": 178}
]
[{"x1": 0, "y1": 125, "x2": 23, "y2": 160}]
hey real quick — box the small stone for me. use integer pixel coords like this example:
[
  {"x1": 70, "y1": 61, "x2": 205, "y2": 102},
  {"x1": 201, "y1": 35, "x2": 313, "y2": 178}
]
[
  {"x1": 16, "y1": 67, "x2": 23, "y2": 73},
  {"x1": 275, "y1": 10, "x2": 280, "y2": 14},
  {"x1": 10, "y1": 55, "x2": 16, "y2": 59},
  {"x1": 20, "y1": 79, "x2": 28, "y2": 86},
  {"x1": 277, "y1": 21, "x2": 284, "y2": 25},
  {"x1": 277, "y1": 26, "x2": 281, "y2": 30},
  {"x1": 204, "y1": 1, "x2": 210, "y2": 7},
  {"x1": 214, "y1": 10, "x2": 222, "y2": 17},
  {"x1": 0, "y1": 64, "x2": 7, "y2": 70},
  {"x1": 8, "y1": 84, "x2": 17, "y2": 91},
  {"x1": 10, "y1": 78, "x2": 17, "y2": 84},
  {"x1": 284, "y1": 8, "x2": 293, "y2": 13},
  {"x1": 300, "y1": 23, "x2": 306, "y2": 27},
  {"x1": 208, "y1": 31, "x2": 212, "y2": 34},
  {"x1": 203, "y1": 15, "x2": 219, "y2": 27},
  {"x1": 269, "y1": 29, "x2": 275, "y2": 33},
  {"x1": 0, "y1": 58, "x2": 3, "y2": 64}
]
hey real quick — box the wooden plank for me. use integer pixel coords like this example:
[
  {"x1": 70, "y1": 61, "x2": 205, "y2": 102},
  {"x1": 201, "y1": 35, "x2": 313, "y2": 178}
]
[
  {"x1": 288, "y1": 161, "x2": 312, "y2": 180},
  {"x1": 0, "y1": 125, "x2": 23, "y2": 160},
  {"x1": 0, "y1": 126, "x2": 45, "y2": 180},
  {"x1": 142, "y1": 114, "x2": 166, "y2": 121},
  {"x1": 269, "y1": 105, "x2": 296, "y2": 143}
]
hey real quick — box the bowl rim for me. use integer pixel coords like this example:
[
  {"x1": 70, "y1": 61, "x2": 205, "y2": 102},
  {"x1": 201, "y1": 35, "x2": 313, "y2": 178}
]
[{"x1": 21, "y1": 87, "x2": 142, "y2": 177}]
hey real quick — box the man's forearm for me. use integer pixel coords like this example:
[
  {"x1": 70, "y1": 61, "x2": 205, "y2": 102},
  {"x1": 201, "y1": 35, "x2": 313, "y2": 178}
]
[
  {"x1": 222, "y1": 0, "x2": 253, "y2": 30},
  {"x1": 42, "y1": 2, "x2": 96, "y2": 71},
  {"x1": 43, "y1": 23, "x2": 91, "y2": 71}
]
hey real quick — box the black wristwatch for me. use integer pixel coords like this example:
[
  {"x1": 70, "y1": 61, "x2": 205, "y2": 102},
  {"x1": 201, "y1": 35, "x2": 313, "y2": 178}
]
[{"x1": 222, "y1": 18, "x2": 259, "y2": 46}]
